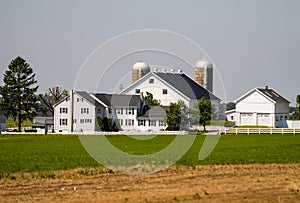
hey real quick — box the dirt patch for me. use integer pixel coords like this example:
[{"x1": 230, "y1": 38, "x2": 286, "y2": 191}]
[{"x1": 0, "y1": 164, "x2": 300, "y2": 202}]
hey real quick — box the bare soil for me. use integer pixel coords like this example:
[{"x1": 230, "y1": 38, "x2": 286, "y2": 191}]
[{"x1": 1, "y1": 164, "x2": 300, "y2": 203}]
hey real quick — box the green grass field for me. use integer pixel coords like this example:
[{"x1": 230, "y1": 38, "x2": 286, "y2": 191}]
[{"x1": 0, "y1": 134, "x2": 299, "y2": 176}]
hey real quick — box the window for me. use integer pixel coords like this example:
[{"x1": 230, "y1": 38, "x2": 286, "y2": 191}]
[
  {"x1": 81, "y1": 108, "x2": 89, "y2": 114},
  {"x1": 80, "y1": 119, "x2": 84, "y2": 124},
  {"x1": 97, "y1": 108, "x2": 101, "y2": 114},
  {"x1": 149, "y1": 120, "x2": 156, "y2": 126},
  {"x1": 73, "y1": 119, "x2": 77, "y2": 123},
  {"x1": 116, "y1": 108, "x2": 123, "y2": 115},
  {"x1": 149, "y1": 78, "x2": 154, "y2": 84},
  {"x1": 127, "y1": 108, "x2": 135, "y2": 115},
  {"x1": 85, "y1": 119, "x2": 92, "y2": 123},
  {"x1": 162, "y1": 89, "x2": 168, "y2": 95},
  {"x1": 138, "y1": 120, "x2": 146, "y2": 126},
  {"x1": 135, "y1": 89, "x2": 140, "y2": 94},
  {"x1": 59, "y1": 118, "x2": 67, "y2": 126},
  {"x1": 159, "y1": 120, "x2": 166, "y2": 127},
  {"x1": 108, "y1": 108, "x2": 111, "y2": 114},
  {"x1": 125, "y1": 119, "x2": 135, "y2": 126},
  {"x1": 60, "y1": 107, "x2": 68, "y2": 114}
]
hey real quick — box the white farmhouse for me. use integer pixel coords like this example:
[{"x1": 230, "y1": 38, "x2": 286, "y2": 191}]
[
  {"x1": 54, "y1": 91, "x2": 168, "y2": 133},
  {"x1": 228, "y1": 86, "x2": 290, "y2": 127},
  {"x1": 120, "y1": 70, "x2": 221, "y2": 117},
  {"x1": 54, "y1": 91, "x2": 102, "y2": 133}
]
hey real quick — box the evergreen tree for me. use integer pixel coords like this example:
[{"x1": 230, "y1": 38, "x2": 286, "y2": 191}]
[{"x1": 0, "y1": 56, "x2": 38, "y2": 131}]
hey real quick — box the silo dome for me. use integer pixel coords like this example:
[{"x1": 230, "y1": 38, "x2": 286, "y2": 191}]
[
  {"x1": 132, "y1": 61, "x2": 150, "y2": 83},
  {"x1": 132, "y1": 61, "x2": 150, "y2": 72},
  {"x1": 194, "y1": 58, "x2": 213, "y2": 92},
  {"x1": 195, "y1": 58, "x2": 213, "y2": 69}
]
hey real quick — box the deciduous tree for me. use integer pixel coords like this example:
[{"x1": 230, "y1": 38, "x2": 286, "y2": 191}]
[
  {"x1": 197, "y1": 97, "x2": 213, "y2": 132},
  {"x1": 145, "y1": 91, "x2": 161, "y2": 106},
  {"x1": 165, "y1": 102, "x2": 181, "y2": 131},
  {"x1": 38, "y1": 87, "x2": 68, "y2": 116}
]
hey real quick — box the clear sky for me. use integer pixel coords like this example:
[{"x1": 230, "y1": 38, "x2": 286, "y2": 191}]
[{"x1": 1, "y1": 0, "x2": 299, "y2": 105}]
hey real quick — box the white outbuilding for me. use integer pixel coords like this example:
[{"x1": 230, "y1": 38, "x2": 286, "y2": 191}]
[{"x1": 228, "y1": 86, "x2": 290, "y2": 127}]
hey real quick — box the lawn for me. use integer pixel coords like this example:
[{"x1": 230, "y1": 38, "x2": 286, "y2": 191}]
[{"x1": 0, "y1": 133, "x2": 299, "y2": 176}]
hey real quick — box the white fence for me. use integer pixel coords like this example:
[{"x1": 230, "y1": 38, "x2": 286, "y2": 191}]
[{"x1": 224, "y1": 128, "x2": 300, "y2": 135}]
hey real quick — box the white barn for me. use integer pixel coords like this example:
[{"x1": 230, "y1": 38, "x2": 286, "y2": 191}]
[
  {"x1": 229, "y1": 86, "x2": 290, "y2": 127},
  {"x1": 120, "y1": 70, "x2": 221, "y2": 117}
]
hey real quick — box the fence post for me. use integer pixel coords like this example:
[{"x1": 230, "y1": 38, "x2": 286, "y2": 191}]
[
  {"x1": 281, "y1": 128, "x2": 284, "y2": 135},
  {"x1": 259, "y1": 128, "x2": 261, "y2": 135},
  {"x1": 236, "y1": 128, "x2": 238, "y2": 135},
  {"x1": 247, "y1": 128, "x2": 249, "y2": 135},
  {"x1": 270, "y1": 128, "x2": 272, "y2": 134},
  {"x1": 294, "y1": 128, "x2": 295, "y2": 135}
]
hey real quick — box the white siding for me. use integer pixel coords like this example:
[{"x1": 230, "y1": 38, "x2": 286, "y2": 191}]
[
  {"x1": 122, "y1": 75, "x2": 190, "y2": 107},
  {"x1": 112, "y1": 107, "x2": 137, "y2": 131},
  {"x1": 54, "y1": 93, "x2": 99, "y2": 133},
  {"x1": 235, "y1": 89, "x2": 289, "y2": 127},
  {"x1": 72, "y1": 94, "x2": 96, "y2": 133},
  {"x1": 54, "y1": 98, "x2": 71, "y2": 133},
  {"x1": 236, "y1": 91, "x2": 274, "y2": 113}
]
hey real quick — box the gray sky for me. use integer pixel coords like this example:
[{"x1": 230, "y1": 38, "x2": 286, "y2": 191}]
[{"x1": 1, "y1": 0, "x2": 299, "y2": 105}]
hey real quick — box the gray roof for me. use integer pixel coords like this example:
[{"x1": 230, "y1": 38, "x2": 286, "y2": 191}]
[
  {"x1": 93, "y1": 93, "x2": 141, "y2": 107},
  {"x1": 76, "y1": 91, "x2": 103, "y2": 107},
  {"x1": 154, "y1": 72, "x2": 220, "y2": 101},
  {"x1": 257, "y1": 88, "x2": 290, "y2": 103},
  {"x1": 138, "y1": 106, "x2": 168, "y2": 119}
]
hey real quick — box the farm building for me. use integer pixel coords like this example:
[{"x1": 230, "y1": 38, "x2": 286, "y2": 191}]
[
  {"x1": 54, "y1": 91, "x2": 167, "y2": 133},
  {"x1": 54, "y1": 64, "x2": 222, "y2": 133},
  {"x1": 227, "y1": 86, "x2": 290, "y2": 127},
  {"x1": 120, "y1": 69, "x2": 221, "y2": 118}
]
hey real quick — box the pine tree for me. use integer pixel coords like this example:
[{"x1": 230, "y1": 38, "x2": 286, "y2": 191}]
[{"x1": 0, "y1": 56, "x2": 39, "y2": 131}]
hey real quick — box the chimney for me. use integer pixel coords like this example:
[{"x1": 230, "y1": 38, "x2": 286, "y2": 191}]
[
  {"x1": 69, "y1": 89, "x2": 74, "y2": 132},
  {"x1": 265, "y1": 86, "x2": 268, "y2": 89}
]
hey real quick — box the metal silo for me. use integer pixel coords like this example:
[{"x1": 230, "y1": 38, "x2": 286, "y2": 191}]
[
  {"x1": 132, "y1": 61, "x2": 150, "y2": 83},
  {"x1": 194, "y1": 58, "x2": 213, "y2": 92}
]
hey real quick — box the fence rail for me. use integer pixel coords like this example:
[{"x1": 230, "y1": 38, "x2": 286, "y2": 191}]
[{"x1": 224, "y1": 128, "x2": 300, "y2": 135}]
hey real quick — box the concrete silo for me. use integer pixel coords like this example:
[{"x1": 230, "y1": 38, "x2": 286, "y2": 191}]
[
  {"x1": 132, "y1": 61, "x2": 150, "y2": 83},
  {"x1": 194, "y1": 58, "x2": 213, "y2": 92}
]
